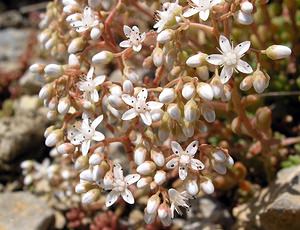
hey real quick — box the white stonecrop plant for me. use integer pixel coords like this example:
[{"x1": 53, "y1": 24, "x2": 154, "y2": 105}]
[{"x1": 26, "y1": 0, "x2": 292, "y2": 227}]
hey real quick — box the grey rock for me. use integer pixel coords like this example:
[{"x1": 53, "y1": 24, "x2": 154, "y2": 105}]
[{"x1": 0, "y1": 192, "x2": 55, "y2": 230}]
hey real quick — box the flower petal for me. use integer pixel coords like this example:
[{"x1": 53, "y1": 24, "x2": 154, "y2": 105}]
[
  {"x1": 92, "y1": 131, "x2": 105, "y2": 141},
  {"x1": 206, "y1": 54, "x2": 224, "y2": 65},
  {"x1": 171, "y1": 141, "x2": 183, "y2": 155},
  {"x1": 125, "y1": 174, "x2": 140, "y2": 185},
  {"x1": 140, "y1": 32, "x2": 146, "y2": 42},
  {"x1": 113, "y1": 163, "x2": 124, "y2": 179},
  {"x1": 137, "y1": 88, "x2": 148, "y2": 101},
  {"x1": 219, "y1": 35, "x2": 232, "y2": 53},
  {"x1": 119, "y1": 40, "x2": 131, "y2": 48},
  {"x1": 121, "y1": 94, "x2": 137, "y2": 107},
  {"x1": 185, "y1": 140, "x2": 199, "y2": 156},
  {"x1": 236, "y1": 60, "x2": 253, "y2": 74},
  {"x1": 123, "y1": 25, "x2": 132, "y2": 37},
  {"x1": 86, "y1": 66, "x2": 94, "y2": 80},
  {"x1": 199, "y1": 9, "x2": 210, "y2": 21},
  {"x1": 220, "y1": 66, "x2": 233, "y2": 84},
  {"x1": 76, "y1": 26, "x2": 89, "y2": 33},
  {"x1": 147, "y1": 101, "x2": 164, "y2": 110},
  {"x1": 91, "y1": 89, "x2": 99, "y2": 102},
  {"x1": 144, "y1": 209, "x2": 156, "y2": 224},
  {"x1": 140, "y1": 111, "x2": 152, "y2": 126},
  {"x1": 122, "y1": 108, "x2": 138, "y2": 120},
  {"x1": 81, "y1": 140, "x2": 91, "y2": 155},
  {"x1": 93, "y1": 75, "x2": 106, "y2": 86},
  {"x1": 166, "y1": 157, "x2": 179, "y2": 169},
  {"x1": 234, "y1": 41, "x2": 251, "y2": 57},
  {"x1": 133, "y1": 44, "x2": 142, "y2": 52},
  {"x1": 71, "y1": 21, "x2": 84, "y2": 28},
  {"x1": 183, "y1": 8, "x2": 199, "y2": 18},
  {"x1": 121, "y1": 189, "x2": 134, "y2": 204},
  {"x1": 91, "y1": 115, "x2": 103, "y2": 129},
  {"x1": 179, "y1": 165, "x2": 188, "y2": 180},
  {"x1": 83, "y1": 6, "x2": 92, "y2": 18},
  {"x1": 106, "y1": 191, "x2": 119, "y2": 207},
  {"x1": 132, "y1": 26, "x2": 140, "y2": 33},
  {"x1": 190, "y1": 159, "x2": 205, "y2": 170}
]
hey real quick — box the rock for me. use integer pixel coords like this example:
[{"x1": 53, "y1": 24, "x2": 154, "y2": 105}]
[
  {"x1": 19, "y1": 70, "x2": 43, "y2": 95},
  {"x1": 0, "y1": 192, "x2": 55, "y2": 230},
  {"x1": 233, "y1": 165, "x2": 300, "y2": 230}
]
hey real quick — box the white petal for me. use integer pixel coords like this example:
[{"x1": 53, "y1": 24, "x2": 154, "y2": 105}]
[
  {"x1": 91, "y1": 89, "x2": 99, "y2": 102},
  {"x1": 81, "y1": 119, "x2": 90, "y2": 132},
  {"x1": 125, "y1": 174, "x2": 140, "y2": 185},
  {"x1": 133, "y1": 44, "x2": 142, "y2": 52},
  {"x1": 171, "y1": 141, "x2": 183, "y2": 155},
  {"x1": 179, "y1": 165, "x2": 188, "y2": 180},
  {"x1": 166, "y1": 157, "x2": 179, "y2": 169},
  {"x1": 121, "y1": 189, "x2": 134, "y2": 204},
  {"x1": 121, "y1": 94, "x2": 136, "y2": 106},
  {"x1": 234, "y1": 41, "x2": 251, "y2": 57},
  {"x1": 190, "y1": 159, "x2": 205, "y2": 170},
  {"x1": 220, "y1": 66, "x2": 233, "y2": 84},
  {"x1": 199, "y1": 9, "x2": 210, "y2": 21},
  {"x1": 113, "y1": 163, "x2": 124, "y2": 179},
  {"x1": 91, "y1": 115, "x2": 103, "y2": 129},
  {"x1": 147, "y1": 101, "x2": 164, "y2": 110},
  {"x1": 219, "y1": 35, "x2": 232, "y2": 53},
  {"x1": 87, "y1": 66, "x2": 94, "y2": 80},
  {"x1": 137, "y1": 88, "x2": 148, "y2": 101},
  {"x1": 140, "y1": 112, "x2": 152, "y2": 126},
  {"x1": 183, "y1": 8, "x2": 199, "y2": 17},
  {"x1": 236, "y1": 60, "x2": 253, "y2": 74},
  {"x1": 92, "y1": 131, "x2": 105, "y2": 141},
  {"x1": 132, "y1": 26, "x2": 140, "y2": 33},
  {"x1": 106, "y1": 191, "x2": 119, "y2": 207},
  {"x1": 140, "y1": 32, "x2": 146, "y2": 42},
  {"x1": 122, "y1": 108, "x2": 138, "y2": 120},
  {"x1": 93, "y1": 75, "x2": 105, "y2": 86},
  {"x1": 71, "y1": 21, "x2": 84, "y2": 28},
  {"x1": 144, "y1": 210, "x2": 156, "y2": 224},
  {"x1": 119, "y1": 40, "x2": 131, "y2": 48},
  {"x1": 185, "y1": 140, "x2": 199, "y2": 156},
  {"x1": 76, "y1": 26, "x2": 89, "y2": 33},
  {"x1": 206, "y1": 54, "x2": 224, "y2": 65},
  {"x1": 81, "y1": 140, "x2": 91, "y2": 155},
  {"x1": 123, "y1": 25, "x2": 132, "y2": 37},
  {"x1": 83, "y1": 6, "x2": 92, "y2": 18}
]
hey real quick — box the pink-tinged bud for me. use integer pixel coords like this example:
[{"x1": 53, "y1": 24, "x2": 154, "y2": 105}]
[
  {"x1": 167, "y1": 103, "x2": 181, "y2": 121},
  {"x1": 200, "y1": 180, "x2": 214, "y2": 194},
  {"x1": 137, "y1": 161, "x2": 156, "y2": 175},
  {"x1": 44, "y1": 64, "x2": 63, "y2": 78},
  {"x1": 158, "y1": 204, "x2": 172, "y2": 226},
  {"x1": 58, "y1": 97, "x2": 70, "y2": 114},
  {"x1": 265, "y1": 45, "x2": 291, "y2": 60},
  {"x1": 90, "y1": 27, "x2": 102, "y2": 41},
  {"x1": 39, "y1": 83, "x2": 53, "y2": 99},
  {"x1": 201, "y1": 104, "x2": 216, "y2": 123},
  {"x1": 159, "y1": 88, "x2": 176, "y2": 103},
  {"x1": 82, "y1": 188, "x2": 100, "y2": 204},
  {"x1": 253, "y1": 70, "x2": 270, "y2": 94},
  {"x1": 184, "y1": 99, "x2": 199, "y2": 122},
  {"x1": 240, "y1": 1, "x2": 253, "y2": 14},
  {"x1": 186, "y1": 180, "x2": 199, "y2": 196},
  {"x1": 75, "y1": 156, "x2": 89, "y2": 171},
  {"x1": 151, "y1": 150, "x2": 165, "y2": 167},
  {"x1": 240, "y1": 75, "x2": 253, "y2": 91},
  {"x1": 44, "y1": 125, "x2": 55, "y2": 138},
  {"x1": 154, "y1": 170, "x2": 167, "y2": 185},
  {"x1": 57, "y1": 143, "x2": 75, "y2": 155},
  {"x1": 137, "y1": 177, "x2": 152, "y2": 188},
  {"x1": 79, "y1": 169, "x2": 93, "y2": 182},
  {"x1": 182, "y1": 82, "x2": 195, "y2": 100},
  {"x1": 157, "y1": 29, "x2": 174, "y2": 43},
  {"x1": 45, "y1": 129, "x2": 63, "y2": 147},
  {"x1": 186, "y1": 52, "x2": 207, "y2": 67},
  {"x1": 197, "y1": 82, "x2": 214, "y2": 101},
  {"x1": 152, "y1": 47, "x2": 164, "y2": 67},
  {"x1": 146, "y1": 194, "x2": 161, "y2": 214},
  {"x1": 68, "y1": 54, "x2": 80, "y2": 67},
  {"x1": 68, "y1": 37, "x2": 86, "y2": 54},
  {"x1": 89, "y1": 152, "x2": 103, "y2": 165},
  {"x1": 92, "y1": 51, "x2": 113, "y2": 64},
  {"x1": 134, "y1": 146, "x2": 147, "y2": 165}
]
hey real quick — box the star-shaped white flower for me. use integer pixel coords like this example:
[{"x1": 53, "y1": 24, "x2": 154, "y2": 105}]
[
  {"x1": 183, "y1": 0, "x2": 221, "y2": 21},
  {"x1": 166, "y1": 141, "x2": 204, "y2": 180},
  {"x1": 206, "y1": 35, "x2": 253, "y2": 84},
  {"x1": 168, "y1": 188, "x2": 190, "y2": 218},
  {"x1": 68, "y1": 6, "x2": 99, "y2": 33},
  {"x1": 106, "y1": 163, "x2": 140, "y2": 207},
  {"x1": 119, "y1": 25, "x2": 146, "y2": 52},
  {"x1": 68, "y1": 115, "x2": 105, "y2": 155},
  {"x1": 121, "y1": 88, "x2": 163, "y2": 126},
  {"x1": 77, "y1": 66, "x2": 105, "y2": 103},
  {"x1": 153, "y1": 0, "x2": 182, "y2": 33}
]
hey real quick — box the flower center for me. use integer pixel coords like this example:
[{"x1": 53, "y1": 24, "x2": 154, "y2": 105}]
[
  {"x1": 135, "y1": 100, "x2": 148, "y2": 113},
  {"x1": 224, "y1": 52, "x2": 238, "y2": 66},
  {"x1": 179, "y1": 154, "x2": 191, "y2": 165},
  {"x1": 114, "y1": 180, "x2": 126, "y2": 192}
]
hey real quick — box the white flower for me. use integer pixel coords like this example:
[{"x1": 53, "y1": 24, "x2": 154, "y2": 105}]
[
  {"x1": 68, "y1": 115, "x2": 105, "y2": 155},
  {"x1": 68, "y1": 6, "x2": 99, "y2": 33},
  {"x1": 211, "y1": 150, "x2": 234, "y2": 175},
  {"x1": 121, "y1": 88, "x2": 163, "y2": 126},
  {"x1": 168, "y1": 188, "x2": 190, "y2": 218},
  {"x1": 183, "y1": 0, "x2": 221, "y2": 21},
  {"x1": 153, "y1": 1, "x2": 182, "y2": 33},
  {"x1": 106, "y1": 163, "x2": 140, "y2": 207},
  {"x1": 119, "y1": 25, "x2": 146, "y2": 52},
  {"x1": 206, "y1": 35, "x2": 253, "y2": 84},
  {"x1": 77, "y1": 66, "x2": 105, "y2": 103},
  {"x1": 166, "y1": 141, "x2": 204, "y2": 180}
]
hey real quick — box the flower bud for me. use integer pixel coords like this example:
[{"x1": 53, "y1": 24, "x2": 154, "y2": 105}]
[
  {"x1": 186, "y1": 180, "x2": 199, "y2": 196},
  {"x1": 44, "y1": 125, "x2": 55, "y2": 138},
  {"x1": 44, "y1": 64, "x2": 63, "y2": 78},
  {"x1": 151, "y1": 109, "x2": 164, "y2": 122},
  {"x1": 182, "y1": 120, "x2": 195, "y2": 138},
  {"x1": 146, "y1": 194, "x2": 161, "y2": 214},
  {"x1": 159, "y1": 88, "x2": 176, "y2": 103},
  {"x1": 79, "y1": 169, "x2": 93, "y2": 182},
  {"x1": 265, "y1": 45, "x2": 291, "y2": 60},
  {"x1": 92, "y1": 165, "x2": 105, "y2": 182},
  {"x1": 45, "y1": 129, "x2": 63, "y2": 147},
  {"x1": 210, "y1": 76, "x2": 223, "y2": 99},
  {"x1": 89, "y1": 152, "x2": 103, "y2": 165},
  {"x1": 137, "y1": 161, "x2": 156, "y2": 175},
  {"x1": 75, "y1": 182, "x2": 89, "y2": 193},
  {"x1": 197, "y1": 82, "x2": 214, "y2": 101},
  {"x1": 152, "y1": 47, "x2": 164, "y2": 67},
  {"x1": 24, "y1": 175, "x2": 33, "y2": 185},
  {"x1": 154, "y1": 170, "x2": 167, "y2": 185},
  {"x1": 212, "y1": 150, "x2": 226, "y2": 162},
  {"x1": 201, "y1": 104, "x2": 215, "y2": 123},
  {"x1": 157, "y1": 29, "x2": 174, "y2": 43},
  {"x1": 39, "y1": 84, "x2": 53, "y2": 99},
  {"x1": 90, "y1": 27, "x2": 102, "y2": 40},
  {"x1": 21, "y1": 160, "x2": 34, "y2": 170},
  {"x1": 68, "y1": 54, "x2": 80, "y2": 67},
  {"x1": 221, "y1": 85, "x2": 231, "y2": 102},
  {"x1": 58, "y1": 97, "x2": 71, "y2": 114},
  {"x1": 234, "y1": 10, "x2": 253, "y2": 25},
  {"x1": 240, "y1": 75, "x2": 253, "y2": 91},
  {"x1": 46, "y1": 110, "x2": 57, "y2": 121},
  {"x1": 124, "y1": 67, "x2": 140, "y2": 83},
  {"x1": 109, "y1": 84, "x2": 122, "y2": 96},
  {"x1": 92, "y1": 51, "x2": 113, "y2": 64},
  {"x1": 57, "y1": 143, "x2": 75, "y2": 155},
  {"x1": 151, "y1": 150, "x2": 165, "y2": 167},
  {"x1": 253, "y1": 70, "x2": 270, "y2": 93},
  {"x1": 29, "y1": 63, "x2": 45, "y2": 74},
  {"x1": 82, "y1": 188, "x2": 100, "y2": 204},
  {"x1": 158, "y1": 204, "x2": 172, "y2": 226},
  {"x1": 196, "y1": 66, "x2": 209, "y2": 81},
  {"x1": 167, "y1": 103, "x2": 181, "y2": 121},
  {"x1": 134, "y1": 146, "x2": 147, "y2": 165},
  {"x1": 44, "y1": 37, "x2": 55, "y2": 50},
  {"x1": 68, "y1": 37, "x2": 86, "y2": 54},
  {"x1": 186, "y1": 52, "x2": 207, "y2": 67},
  {"x1": 184, "y1": 99, "x2": 199, "y2": 122},
  {"x1": 182, "y1": 82, "x2": 195, "y2": 100},
  {"x1": 137, "y1": 177, "x2": 152, "y2": 188},
  {"x1": 108, "y1": 95, "x2": 124, "y2": 109},
  {"x1": 63, "y1": 4, "x2": 80, "y2": 14},
  {"x1": 240, "y1": 1, "x2": 253, "y2": 14},
  {"x1": 200, "y1": 180, "x2": 214, "y2": 194},
  {"x1": 256, "y1": 107, "x2": 272, "y2": 132},
  {"x1": 75, "y1": 155, "x2": 89, "y2": 171}
]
